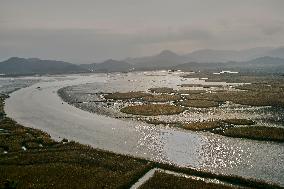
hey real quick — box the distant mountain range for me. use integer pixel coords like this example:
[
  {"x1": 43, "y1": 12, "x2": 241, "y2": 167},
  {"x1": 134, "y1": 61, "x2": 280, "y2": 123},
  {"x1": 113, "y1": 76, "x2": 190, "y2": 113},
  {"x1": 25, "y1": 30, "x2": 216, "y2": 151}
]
[
  {"x1": 173, "y1": 56, "x2": 284, "y2": 73},
  {"x1": 125, "y1": 46, "x2": 284, "y2": 66},
  {"x1": 80, "y1": 59, "x2": 133, "y2": 73},
  {"x1": 84, "y1": 55, "x2": 284, "y2": 73},
  {"x1": 125, "y1": 50, "x2": 188, "y2": 69},
  {"x1": 1, "y1": 46, "x2": 284, "y2": 75},
  {"x1": 0, "y1": 57, "x2": 87, "y2": 75},
  {"x1": 182, "y1": 47, "x2": 276, "y2": 63}
]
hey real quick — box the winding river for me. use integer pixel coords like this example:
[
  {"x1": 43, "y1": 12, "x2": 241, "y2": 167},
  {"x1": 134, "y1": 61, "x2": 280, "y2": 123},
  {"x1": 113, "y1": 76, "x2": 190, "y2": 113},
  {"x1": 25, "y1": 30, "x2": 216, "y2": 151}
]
[{"x1": 4, "y1": 73, "x2": 284, "y2": 186}]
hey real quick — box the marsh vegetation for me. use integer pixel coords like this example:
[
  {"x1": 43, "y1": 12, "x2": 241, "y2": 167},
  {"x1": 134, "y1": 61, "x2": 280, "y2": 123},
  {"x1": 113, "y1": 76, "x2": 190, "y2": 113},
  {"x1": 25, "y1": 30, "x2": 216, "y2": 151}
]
[
  {"x1": 139, "y1": 171, "x2": 238, "y2": 189},
  {"x1": 0, "y1": 95, "x2": 151, "y2": 188},
  {"x1": 142, "y1": 94, "x2": 181, "y2": 102},
  {"x1": 179, "y1": 99, "x2": 219, "y2": 108},
  {"x1": 74, "y1": 73, "x2": 284, "y2": 143},
  {"x1": 104, "y1": 91, "x2": 151, "y2": 100},
  {"x1": 2, "y1": 95, "x2": 280, "y2": 188},
  {"x1": 149, "y1": 87, "x2": 176, "y2": 93},
  {"x1": 121, "y1": 104, "x2": 185, "y2": 116},
  {"x1": 213, "y1": 126, "x2": 284, "y2": 142}
]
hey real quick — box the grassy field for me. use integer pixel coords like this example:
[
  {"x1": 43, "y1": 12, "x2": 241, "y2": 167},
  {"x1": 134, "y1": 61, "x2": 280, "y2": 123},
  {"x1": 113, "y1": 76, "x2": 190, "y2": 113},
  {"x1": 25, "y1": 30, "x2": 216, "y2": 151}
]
[{"x1": 0, "y1": 143, "x2": 151, "y2": 189}]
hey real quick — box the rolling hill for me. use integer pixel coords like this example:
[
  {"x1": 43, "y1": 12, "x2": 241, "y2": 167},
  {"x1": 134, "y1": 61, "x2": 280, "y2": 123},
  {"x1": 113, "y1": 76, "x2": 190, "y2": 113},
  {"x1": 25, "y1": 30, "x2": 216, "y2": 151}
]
[
  {"x1": 0, "y1": 57, "x2": 88, "y2": 75},
  {"x1": 172, "y1": 56, "x2": 284, "y2": 73}
]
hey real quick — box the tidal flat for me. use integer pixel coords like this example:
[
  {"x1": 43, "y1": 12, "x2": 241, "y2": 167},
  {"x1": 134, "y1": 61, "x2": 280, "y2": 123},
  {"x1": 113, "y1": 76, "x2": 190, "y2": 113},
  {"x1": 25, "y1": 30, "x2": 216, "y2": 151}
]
[
  {"x1": 2, "y1": 72, "x2": 284, "y2": 187},
  {"x1": 2, "y1": 90, "x2": 282, "y2": 188},
  {"x1": 59, "y1": 71, "x2": 284, "y2": 142}
]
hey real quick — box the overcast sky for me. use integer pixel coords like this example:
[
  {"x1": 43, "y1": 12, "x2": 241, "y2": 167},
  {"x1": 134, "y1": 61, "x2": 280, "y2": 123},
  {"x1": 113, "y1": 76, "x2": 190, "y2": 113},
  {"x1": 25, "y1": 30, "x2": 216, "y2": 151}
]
[{"x1": 1, "y1": 0, "x2": 284, "y2": 63}]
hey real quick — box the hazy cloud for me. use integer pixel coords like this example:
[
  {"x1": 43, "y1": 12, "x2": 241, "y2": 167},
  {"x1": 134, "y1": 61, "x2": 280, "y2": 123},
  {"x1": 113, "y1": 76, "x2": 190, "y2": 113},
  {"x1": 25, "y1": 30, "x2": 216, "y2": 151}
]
[
  {"x1": 0, "y1": 0, "x2": 284, "y2": 63},
  {"x1": 261, "y1": 25, "x2": 283, "y2": 36}
]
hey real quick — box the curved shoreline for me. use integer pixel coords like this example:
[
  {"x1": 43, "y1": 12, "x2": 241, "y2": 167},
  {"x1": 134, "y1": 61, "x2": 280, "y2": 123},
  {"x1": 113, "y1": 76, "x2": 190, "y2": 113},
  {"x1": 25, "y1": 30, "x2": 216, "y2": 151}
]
[{"x1": 4, "y1": 74, "x2": 284, "y2": 185}]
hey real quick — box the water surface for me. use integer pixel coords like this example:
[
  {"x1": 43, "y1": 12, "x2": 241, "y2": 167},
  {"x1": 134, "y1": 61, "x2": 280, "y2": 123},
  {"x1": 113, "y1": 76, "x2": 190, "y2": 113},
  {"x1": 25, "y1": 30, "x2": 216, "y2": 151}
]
[{"x1": 3, "y1": 73, "x2": 284, "y2": 186}]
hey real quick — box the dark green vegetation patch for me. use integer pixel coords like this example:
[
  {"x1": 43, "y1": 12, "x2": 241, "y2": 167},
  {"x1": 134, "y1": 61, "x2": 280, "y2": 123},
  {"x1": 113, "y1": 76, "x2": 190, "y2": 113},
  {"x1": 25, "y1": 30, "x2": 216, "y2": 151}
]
[
  {"x1": 121, "y1": 104, "x2": 185, "y2": 116},
  {"x1": 181, "y1": 121, "x2": 222, "y2": 131},
  {"x1": 180, "y1": 99, "x2": 219, "y2": 108},
  {"x1": 185, "y1": 90, "x2": 284, "y2": 107},
  {"x1": 0, "y1": 142, "x2": 151, "y2": 189},
  {"x1": 176, "y1": 89, "x2": 206, "y2": 94},
  {"x1": 104, "y1": 91, "x2": 150, "y2": 100},
  {"x1": 213, "y1": 126, "x2": 284, "y2": 142},
  {"x1": 149, "y1": 87, "x2": 175, "y2": 93},
  {"x1": 181, "y1": 83, "x2": 223, "y2": 88},
  {"x1": 142, "y1": 94, "x2": 181, "y2": 102},
  {"x1": 222, "y1": 119, "x2": 255, "y2": 125}
]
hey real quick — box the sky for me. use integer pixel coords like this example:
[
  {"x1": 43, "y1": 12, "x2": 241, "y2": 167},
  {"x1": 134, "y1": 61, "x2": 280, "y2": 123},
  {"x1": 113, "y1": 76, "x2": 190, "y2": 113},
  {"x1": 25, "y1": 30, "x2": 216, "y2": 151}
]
[{"x1": 1, "y1": 0, "x2": 284, "y2": 63}]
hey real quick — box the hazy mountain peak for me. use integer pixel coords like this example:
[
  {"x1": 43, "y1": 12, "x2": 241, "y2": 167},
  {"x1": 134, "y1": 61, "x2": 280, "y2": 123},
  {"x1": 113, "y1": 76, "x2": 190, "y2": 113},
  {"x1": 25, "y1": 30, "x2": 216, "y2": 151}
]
[
  {"x1": 158, "y1": 50, "x2": 178, "y2": 57},
  {"x1": 249, "y1": 56, "x2": 284, "y2": 63},
  {"x1": 0, "y1": 57, "x2": 87, "y2": 74},
  {"x1": 27, "y1": 58, "x2": 41, "y2": 62},
  {"x1": 103, "y1": 59, "x2": 122, "y2": 64},
  {"x1": 6, "y1": 57, "x2": 53, "y2": 63},
  {"x1": 6, "y1": 57, "x2": 25, "y2": 62}
]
